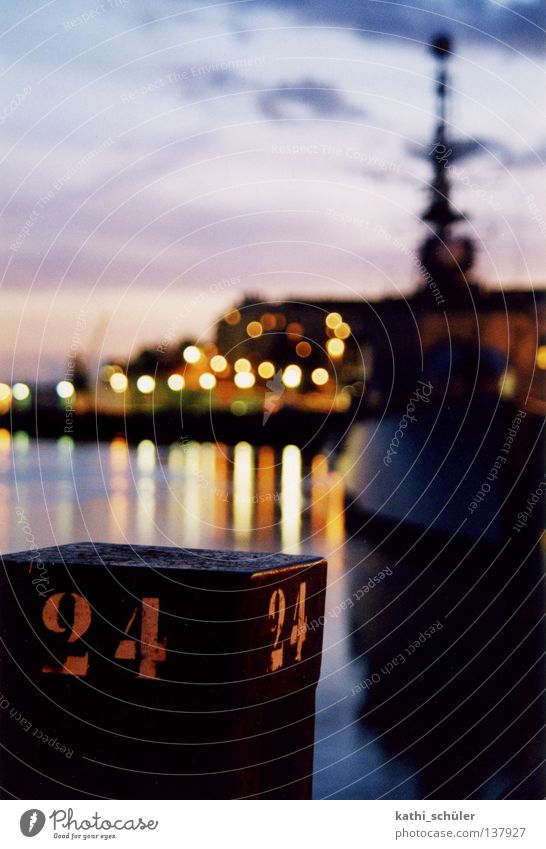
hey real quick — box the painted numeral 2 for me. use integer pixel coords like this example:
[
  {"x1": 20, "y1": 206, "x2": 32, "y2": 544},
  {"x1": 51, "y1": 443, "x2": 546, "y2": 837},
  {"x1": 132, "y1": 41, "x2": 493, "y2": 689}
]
[{"x1": 268, "y1": 581, "x2": 307, "y2": 672}]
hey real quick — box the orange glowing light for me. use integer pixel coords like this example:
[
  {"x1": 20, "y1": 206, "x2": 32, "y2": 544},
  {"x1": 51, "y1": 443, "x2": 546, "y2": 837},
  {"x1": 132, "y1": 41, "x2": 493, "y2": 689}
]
[
  {"x1": 326, "y1": 338, "x2": 345, "y2": 358},
  {"x1": 295, "y1": 341, "x2": 312, "y2": 358},
  {"x1": 246, "y1": 321, "x2": 263, "y2": 338}
]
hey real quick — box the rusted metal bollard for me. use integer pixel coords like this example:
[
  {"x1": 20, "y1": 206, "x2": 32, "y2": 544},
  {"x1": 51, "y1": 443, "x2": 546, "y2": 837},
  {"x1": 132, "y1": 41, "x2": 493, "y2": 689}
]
[{"x1": 0, "y1": 543, "x2": 327, "y2": 799}]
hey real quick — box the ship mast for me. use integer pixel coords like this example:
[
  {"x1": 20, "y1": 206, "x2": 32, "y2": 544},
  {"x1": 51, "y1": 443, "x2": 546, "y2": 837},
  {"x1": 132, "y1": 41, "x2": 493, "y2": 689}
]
[
  {"x1": 418, "y1": 34, "x2": 476, "y2": 294},
  {"x1": 421, "y1": 34, "x2": 462, "y2": 236}
]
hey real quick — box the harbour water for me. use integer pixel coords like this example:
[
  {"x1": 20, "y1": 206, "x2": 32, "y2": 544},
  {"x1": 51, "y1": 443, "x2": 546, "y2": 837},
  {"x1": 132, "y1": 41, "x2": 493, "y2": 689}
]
[{"x1": 0, "y1": 433, "x2": 543, "y2": 799}]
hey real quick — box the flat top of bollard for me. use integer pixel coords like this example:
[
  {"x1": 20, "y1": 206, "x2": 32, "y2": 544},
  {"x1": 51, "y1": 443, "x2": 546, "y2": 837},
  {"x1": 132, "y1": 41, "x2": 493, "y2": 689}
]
[{"x1": 2, "y1": 542, "x2": 325, "y2": 574}]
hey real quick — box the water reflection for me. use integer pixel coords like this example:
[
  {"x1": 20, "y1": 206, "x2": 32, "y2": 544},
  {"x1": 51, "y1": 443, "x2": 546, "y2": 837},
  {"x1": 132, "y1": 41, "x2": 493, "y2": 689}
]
[
  {"x1": 0, "y1": 428, "x2": 11, "y2": 475},
  {"x1": 256, "y1": 446, "x2": 275, "y2": 542},
  {"x1": 281, "y1": 445, "x2": 302, "y2": 553},
  {"x1": 233, "y1": 441, "x2": 254, "y2": 545},
  {"x1": 108, "y1": 437, "x2": 130, "y2": 543},
  {"x1": 135, "y1": 439, "x2": 156, "y2": 544},
  {"x1": 181, "y1": 441, "x2": 201, "y2": 547},
  {"x1": 0, "y1": 436, "x2": 347, "y2": 559},
  {"x1": 13, "y1": 430, "x2": 30, "y2": 456},
  {"x1": 325, "y1": 526, "x2": 545, "y2": 799}
]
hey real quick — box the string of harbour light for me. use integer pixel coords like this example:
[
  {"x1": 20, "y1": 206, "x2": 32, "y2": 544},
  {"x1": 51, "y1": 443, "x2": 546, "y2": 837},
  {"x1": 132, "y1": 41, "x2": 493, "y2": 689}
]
[
  {"x1": 0, "y1": 310, "x2": 364, "y2": 413},
  {"x1": 3, "y1": 316, "x2": 546, "y2": 415}
]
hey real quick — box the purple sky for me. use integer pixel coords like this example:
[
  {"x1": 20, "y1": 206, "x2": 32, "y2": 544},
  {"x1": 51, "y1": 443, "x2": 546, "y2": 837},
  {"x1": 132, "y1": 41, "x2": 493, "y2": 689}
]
[{"x1": 1, "y1": 0, "x2": 545, "y2": 380}]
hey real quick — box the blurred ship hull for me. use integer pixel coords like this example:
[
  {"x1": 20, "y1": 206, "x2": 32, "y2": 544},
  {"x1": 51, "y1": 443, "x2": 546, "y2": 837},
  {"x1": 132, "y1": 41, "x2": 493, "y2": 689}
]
[{"x1": 339, "y1": 396, "x2": 543, "y2": 545}]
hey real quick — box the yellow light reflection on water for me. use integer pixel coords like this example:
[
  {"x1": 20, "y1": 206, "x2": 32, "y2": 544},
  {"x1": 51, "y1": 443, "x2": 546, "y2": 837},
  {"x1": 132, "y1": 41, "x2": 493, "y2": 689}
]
[
  {"x1": 256, "y1": 445, "x2": 276, "y2": 540},
  {"x1": 56, "y1": 492, "x2": 75, "y2": 542},
  {"x1": 213, "y1": 444, "x2": 229, "y2": 537},
  {"x1": 0, "y1": 428, "x2": 11, "y2": 453},
  {"x1": 166, "y1": 444, "x2": 185, "y2": 546},
  {"x1": 57, "y1": 435, "x2": 74, "y2": 456},
  {"x1": 281, "y1": 444, "x2": 302, "y2": 553},
  {"x1": 183, "y1": 441, "x2": 201, "y2": 547},
  {"x1": 200, "y1": 442, "x2": 218, "y2": 534},
  {"x1": 10, "y1": 433, "x2": 30, "y2": 490},
  {"x1": 109, "y1": 488, "x2": 129, "y2": 541},
  {"x1": 137, "y1": 439, "x2": 156, "y2": 473},
  {"x1": 233, "y1": 442, "x2": 254, "y2": 543},
  {"x1": 13, "y1": 431, "x2": 29, "y2": 454},
  {"x1": 167, "y1": 443, "x2": 185, "y2": 474},
  {"x1": 0, "y1": 482, "x2": 10, "y2": 551},
  {"x1": 325, "y1": 471, "x2": 345, "y2": 547},
  {"x1": 109, "y1": 438, "x2": 130, "y2": 541},
  {"x1": 136, "y1": 476, "x2": 156, "y2": 543},
  {"x1": 199, "y1": 440, "x2": 227, "y2": 546},
  {"x1": 0, "y1": 435, "x2": 348, "y2": 571},
  {"x1": 110, "y1": 437, "x2": 129, "y2": 473},
  {"x1": 135, "y1": 439, "x2": 157, "y2": 542},
  {"x1": 310, "y1": 454, "x2": 329, "y2": 534}
]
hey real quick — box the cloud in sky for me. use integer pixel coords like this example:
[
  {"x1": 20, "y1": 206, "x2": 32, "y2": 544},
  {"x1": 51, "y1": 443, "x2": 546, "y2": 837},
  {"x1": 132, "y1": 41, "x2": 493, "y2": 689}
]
[
  {"x1": 257, "y1": 78, "x2": 366, "y2": 119},
  {"x1": 0, "y1": 0, "x2": 544, "y2": 376},
  {"x1": 262, "y1": 0, "x2": 546, "y2": 52},
  {"x1": 406, "y1": 136, "x2": 516, "y2": 163}
]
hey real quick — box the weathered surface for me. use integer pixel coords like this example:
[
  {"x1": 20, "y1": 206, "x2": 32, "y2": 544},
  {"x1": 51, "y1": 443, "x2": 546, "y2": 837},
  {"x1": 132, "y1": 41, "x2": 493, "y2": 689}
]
[{"x1": 3, "y1": 542, "x2": 323, "y2": 573}]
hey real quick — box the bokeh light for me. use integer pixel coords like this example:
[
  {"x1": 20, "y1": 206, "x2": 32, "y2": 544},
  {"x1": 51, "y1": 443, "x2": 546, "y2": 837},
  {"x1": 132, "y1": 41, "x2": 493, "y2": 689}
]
[
  {"x1": 210, "y1": 355, "x2": 228, "y2": 373},
  {"x1": 136, "y1": 375, "x2": 155, "y2": 394},
  {"x1": 183, "y1": 345, "x2": 201, "y2": 364},
  {"x1": 109, "y1": 373, "x2": 128, "y2": 394},
  {"x1": 334, "y1": 322, "x2": 351, "y2": 340},
  {"x1": 234, "y1": 372, "x2": 255, "y2": 389},
  {"x1": 224, "y1": 309, "x2": 241, "y2": 325},
  {"x1": 282, "y1": 365, "x2": 302, "y2": 389},
  {"x1": 325, "y1": 312, "x2": 342, "y2": 329},
  {"x1": 199, "y1": 373, "x2": 216, "y2": 390},
  {"x1": 12, "y1": 382, "x2": 30, "y2": 401},
  {"x1": 56, "y1": 381, "x2": 75, "y2": 399},
  {"x1": 234, "y1": 358, "x2": 251, "y2": 373},
  {"x1": 327, "y1": 338, "x2": 345, "y2": 358},
  {"x1": 258, "y1": 361, "x2": 275, "y2": 379},
  {"x1": 296, "y1": 341, "x2": 312, "y2": 358},
  {"x1": 167, "y1": 374, "x2": 185, "y2": 391},
  {"x1": 311, "y1": 368, "x2": 329, "y2": 386},
  {"x1": 246, "y1": 321, "x2": 263, "y2": 338}
]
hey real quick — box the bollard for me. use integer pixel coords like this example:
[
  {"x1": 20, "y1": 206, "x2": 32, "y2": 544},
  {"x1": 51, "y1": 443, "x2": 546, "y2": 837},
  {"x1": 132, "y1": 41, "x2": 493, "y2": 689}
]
[{"x1": 0, "y1": 542, "x2": 327, "y2": 799}]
